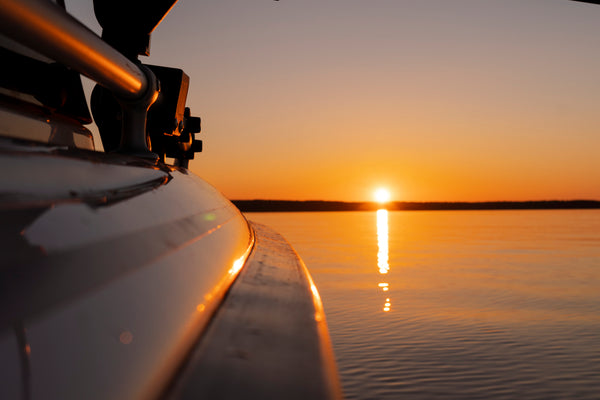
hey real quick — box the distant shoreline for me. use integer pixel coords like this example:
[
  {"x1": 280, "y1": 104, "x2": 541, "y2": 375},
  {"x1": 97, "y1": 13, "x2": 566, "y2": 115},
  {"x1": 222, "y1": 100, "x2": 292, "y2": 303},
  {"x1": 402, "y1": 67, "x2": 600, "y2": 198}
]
[{"x1": 232, "y1": 200, "x2": 600, "y2": 212}]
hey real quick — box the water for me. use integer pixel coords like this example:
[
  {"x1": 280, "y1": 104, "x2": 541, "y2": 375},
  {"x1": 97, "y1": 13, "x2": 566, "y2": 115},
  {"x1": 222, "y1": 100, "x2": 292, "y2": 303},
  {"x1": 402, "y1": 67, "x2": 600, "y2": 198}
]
[{"x1": 247, "y1": 210, "x2": 600, "y2": 400}]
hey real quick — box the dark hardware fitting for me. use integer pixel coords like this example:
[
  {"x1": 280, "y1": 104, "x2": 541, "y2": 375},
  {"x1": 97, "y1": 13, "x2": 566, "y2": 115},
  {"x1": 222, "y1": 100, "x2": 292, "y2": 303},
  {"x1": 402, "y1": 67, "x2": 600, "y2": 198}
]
[
  {"x1": 92, "y1": 65, "x2": 202, "y2": 165},
  {"x1": 114, "y1": 64, "x2": 160, "y2": 160},
  {"x1": 145, "y1": 65, "x2": 202, "y2": 165}
]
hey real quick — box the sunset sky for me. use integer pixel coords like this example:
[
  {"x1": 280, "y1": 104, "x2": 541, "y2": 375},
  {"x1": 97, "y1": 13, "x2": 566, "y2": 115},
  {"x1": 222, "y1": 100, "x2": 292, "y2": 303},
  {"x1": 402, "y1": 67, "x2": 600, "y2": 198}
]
[{"x1": 70, "y1": 0, "x2": 600, "y2": 202}]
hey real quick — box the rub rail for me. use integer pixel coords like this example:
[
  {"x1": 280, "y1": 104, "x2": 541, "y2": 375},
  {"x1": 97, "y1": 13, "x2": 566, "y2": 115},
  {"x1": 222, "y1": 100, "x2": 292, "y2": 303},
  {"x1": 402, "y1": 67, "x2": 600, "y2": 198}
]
[{"x1": 0, "y1": 0, "x2": 147, "y2": 100}]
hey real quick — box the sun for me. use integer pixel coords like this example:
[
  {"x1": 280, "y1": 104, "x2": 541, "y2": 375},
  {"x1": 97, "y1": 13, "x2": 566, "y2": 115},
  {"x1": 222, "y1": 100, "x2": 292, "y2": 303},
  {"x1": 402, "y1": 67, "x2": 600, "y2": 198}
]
[{"x1": 374, "y1": 188, "x2": 391, "y2": 204}]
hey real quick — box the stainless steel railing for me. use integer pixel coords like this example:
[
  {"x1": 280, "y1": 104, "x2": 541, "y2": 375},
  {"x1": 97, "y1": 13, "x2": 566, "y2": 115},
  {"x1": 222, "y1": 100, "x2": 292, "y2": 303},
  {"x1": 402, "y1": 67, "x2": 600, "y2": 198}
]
[{"x1": 0, "y1": 0, "x2": 148, "y2": 100}]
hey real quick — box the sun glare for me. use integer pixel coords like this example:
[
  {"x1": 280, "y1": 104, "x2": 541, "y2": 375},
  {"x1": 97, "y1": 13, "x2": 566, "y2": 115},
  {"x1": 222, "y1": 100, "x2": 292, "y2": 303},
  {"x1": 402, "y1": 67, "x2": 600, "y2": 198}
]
[{"x1": 374, "y1": 188, "x2": 391, "y2": 204}]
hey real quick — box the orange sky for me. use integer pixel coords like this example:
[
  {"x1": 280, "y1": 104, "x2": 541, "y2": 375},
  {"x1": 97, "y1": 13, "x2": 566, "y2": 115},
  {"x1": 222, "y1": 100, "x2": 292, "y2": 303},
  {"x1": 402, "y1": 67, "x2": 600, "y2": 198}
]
[{"x1": 71, "y1": 1, "x2": 600, "y2": 202}]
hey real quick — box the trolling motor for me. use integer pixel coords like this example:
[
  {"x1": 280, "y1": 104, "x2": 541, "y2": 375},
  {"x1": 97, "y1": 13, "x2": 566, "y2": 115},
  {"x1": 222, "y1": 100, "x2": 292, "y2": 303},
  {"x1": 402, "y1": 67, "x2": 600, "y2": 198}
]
[{"x1": 90, "y1": 0, "x2": 202, "y2": 165}]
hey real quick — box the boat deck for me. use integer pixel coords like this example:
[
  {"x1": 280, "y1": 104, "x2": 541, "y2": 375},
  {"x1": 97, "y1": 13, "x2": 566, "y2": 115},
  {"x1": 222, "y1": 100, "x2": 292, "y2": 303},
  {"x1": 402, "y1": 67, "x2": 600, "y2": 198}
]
[{"x1": 168, "y1": 222, "x2": 342, "y2": 400}]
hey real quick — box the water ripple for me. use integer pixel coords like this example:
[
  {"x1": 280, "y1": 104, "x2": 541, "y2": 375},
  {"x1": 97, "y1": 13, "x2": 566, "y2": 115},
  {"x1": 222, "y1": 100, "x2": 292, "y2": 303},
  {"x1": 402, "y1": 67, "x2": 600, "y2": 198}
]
[{"x1": 248, "y1": 210, "x2": 600, "y2": 400}]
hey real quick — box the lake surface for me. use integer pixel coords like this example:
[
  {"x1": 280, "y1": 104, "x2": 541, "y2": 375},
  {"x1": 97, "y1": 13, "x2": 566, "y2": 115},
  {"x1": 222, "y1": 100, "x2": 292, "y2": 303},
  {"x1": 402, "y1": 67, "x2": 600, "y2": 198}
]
[{"x1": 247, "y1": 210, "x2": 600, "y2": 400}]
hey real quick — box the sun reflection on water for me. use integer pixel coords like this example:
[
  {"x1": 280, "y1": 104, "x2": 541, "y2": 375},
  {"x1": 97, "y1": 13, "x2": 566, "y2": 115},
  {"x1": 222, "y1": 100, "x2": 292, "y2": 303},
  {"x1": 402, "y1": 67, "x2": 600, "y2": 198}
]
[
  {"x1": 377, "y1": 209, "x2": 389, "y2": 274},
  {"x1": 377, "y1": 209, "x2": 391, "y2": 312}
]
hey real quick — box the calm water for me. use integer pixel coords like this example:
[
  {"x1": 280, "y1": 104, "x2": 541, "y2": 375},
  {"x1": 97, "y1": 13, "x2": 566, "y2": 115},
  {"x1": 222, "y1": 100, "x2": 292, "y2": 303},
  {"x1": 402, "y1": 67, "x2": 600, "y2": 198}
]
[{"x1": 247, "y1": 210, "x2": 600, "y2": 400}]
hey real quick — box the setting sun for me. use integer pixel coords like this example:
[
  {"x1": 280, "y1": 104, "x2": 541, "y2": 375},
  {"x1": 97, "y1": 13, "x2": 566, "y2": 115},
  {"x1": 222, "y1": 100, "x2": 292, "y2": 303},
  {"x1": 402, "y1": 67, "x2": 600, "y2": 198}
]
[{"x1": 374, "y1": 188, "x2": 391, "y2": 204}]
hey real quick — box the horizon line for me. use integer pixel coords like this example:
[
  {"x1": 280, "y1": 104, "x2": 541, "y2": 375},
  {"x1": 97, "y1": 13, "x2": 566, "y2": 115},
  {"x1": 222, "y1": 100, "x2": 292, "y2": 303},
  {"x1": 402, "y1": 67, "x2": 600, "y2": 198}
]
[
  {"x1": 231, "y1": 198, "x2": 600, "y2": 203},
  {"x1": 231, "y1": 199, "x2": 600, "y2": 212}
]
